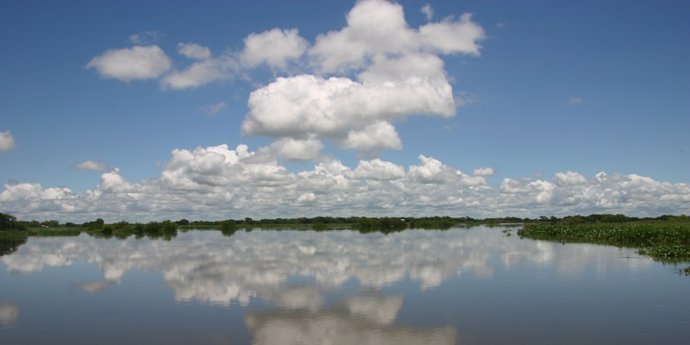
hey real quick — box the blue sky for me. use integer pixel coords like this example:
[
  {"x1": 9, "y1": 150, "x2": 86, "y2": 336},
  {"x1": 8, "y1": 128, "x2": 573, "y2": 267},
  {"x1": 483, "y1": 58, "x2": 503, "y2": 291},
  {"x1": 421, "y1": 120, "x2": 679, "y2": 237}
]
[{"x1": 1, "y1": 0, "x2": 689, "y2": 221}]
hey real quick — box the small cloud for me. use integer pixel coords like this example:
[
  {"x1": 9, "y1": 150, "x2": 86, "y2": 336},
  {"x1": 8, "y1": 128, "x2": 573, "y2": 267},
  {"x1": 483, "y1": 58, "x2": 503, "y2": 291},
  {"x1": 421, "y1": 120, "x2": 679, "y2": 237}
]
[
  {"x1": 87, "y1": 45, "x2": 172, "y2": 81},
  {"x1": 567, "y1": 97, "x2": 585, "y2": 106},
  {"x1": 455, "y1": 91, "x2": 479, "y2": 108},
  {"x1": 496, "y1": 22, "x2": 507, "y2": 28},
  {"x1": 177, "y1": 42, "x2": 212, "y2": 60},
  {"x1": 442, "y1": 123, "x2": 458, "y2": 131},
  {"x1": 129, "y1": 31, "x2": 163, "y2": 45},
  {"x1": 202, "y1": 102, "x2": 227, "y2": 116},
  {"x1": 473, "y1": 167, "x2": 495, "y2": 177},
  {"x1": 421, "y1": 4, "x2": 434, "y2": 21},
  {"x1": 0, "y1": 130, "x2": 15, "y2": 152},
  {"x1": 74, "y1": 160, "x2": 108, "y2": 171}
]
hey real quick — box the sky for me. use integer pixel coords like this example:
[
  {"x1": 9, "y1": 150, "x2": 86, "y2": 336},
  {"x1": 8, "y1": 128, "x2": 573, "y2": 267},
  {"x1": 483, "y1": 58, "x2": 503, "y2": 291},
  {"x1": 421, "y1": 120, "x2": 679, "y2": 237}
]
[{"x1": 1, "y1": 0, "x2": 689, "y2": 222}]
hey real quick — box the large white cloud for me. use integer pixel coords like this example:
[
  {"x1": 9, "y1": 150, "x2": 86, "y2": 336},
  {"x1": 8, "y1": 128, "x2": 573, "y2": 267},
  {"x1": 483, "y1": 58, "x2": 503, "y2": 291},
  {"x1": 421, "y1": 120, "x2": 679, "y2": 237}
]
[
  {"x1": 85, "y1": 1, "x2": 484, "y2": 156},
  {"x1": 0, "y1": 130, "x2": 15, "y2": 152},
  {"x1": 86, "y1": 45, "x2": 172, "y2": 81},
  {"x1": 242, "y1": 72, "x2": 453, "y2": 141},
  {"x1": 308, "y1": 0, "x2": 484, "y2": 73},
  {"x1": 240, "y1": 0, "x2": 481, "y2": 154}
]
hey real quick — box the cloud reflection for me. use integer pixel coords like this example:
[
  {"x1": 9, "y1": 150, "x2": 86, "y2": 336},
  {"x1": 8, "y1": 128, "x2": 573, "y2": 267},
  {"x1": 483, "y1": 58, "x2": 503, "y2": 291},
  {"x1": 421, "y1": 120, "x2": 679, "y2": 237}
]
[
  {"x1": 79, "y1": 281, "x2": 112, "y2": 294},
  {"x1": 0, "y1": 228, "x2": 651, "y2": 306},
  {"x1": 246, "y1": 294, "x2": 455, "y2": 345},
  {"x1": 0, "y1": 301, "x2": 19, "y2": 328}
]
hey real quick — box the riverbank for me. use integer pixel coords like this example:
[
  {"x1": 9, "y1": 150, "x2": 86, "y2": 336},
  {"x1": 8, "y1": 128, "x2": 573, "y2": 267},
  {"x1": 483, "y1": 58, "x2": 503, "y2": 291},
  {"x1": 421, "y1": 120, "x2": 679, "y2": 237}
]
[{"x1": 518, "y1": 220, "x2": 690, "y2": 262}]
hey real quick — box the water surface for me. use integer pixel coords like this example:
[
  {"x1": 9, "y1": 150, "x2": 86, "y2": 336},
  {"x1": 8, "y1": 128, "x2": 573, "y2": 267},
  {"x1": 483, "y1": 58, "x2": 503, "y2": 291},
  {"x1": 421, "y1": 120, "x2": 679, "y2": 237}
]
[{"x1": 1, "y1": 227, "x2": 688, "y2": 344}]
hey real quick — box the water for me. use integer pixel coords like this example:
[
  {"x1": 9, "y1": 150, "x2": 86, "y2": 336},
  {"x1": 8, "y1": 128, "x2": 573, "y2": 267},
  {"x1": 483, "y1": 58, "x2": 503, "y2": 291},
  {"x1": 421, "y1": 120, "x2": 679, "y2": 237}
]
[{"x1": 1, "y1": 227, "x2": 688, "y2": 344}]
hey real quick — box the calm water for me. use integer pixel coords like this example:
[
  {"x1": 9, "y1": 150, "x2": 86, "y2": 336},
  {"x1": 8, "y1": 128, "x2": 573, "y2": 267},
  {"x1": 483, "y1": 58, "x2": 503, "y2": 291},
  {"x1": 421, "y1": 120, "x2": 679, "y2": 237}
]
[{"x1": 1, "y1": 227, "x2": 688, "y2": 344}]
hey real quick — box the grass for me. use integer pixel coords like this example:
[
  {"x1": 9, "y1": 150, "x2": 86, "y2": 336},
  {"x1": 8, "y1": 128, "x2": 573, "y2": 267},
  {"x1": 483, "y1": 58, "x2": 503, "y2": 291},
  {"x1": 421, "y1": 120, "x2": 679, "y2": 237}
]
[{"x1": 518, "y1": 221, "x2": 690, "y2": 262}]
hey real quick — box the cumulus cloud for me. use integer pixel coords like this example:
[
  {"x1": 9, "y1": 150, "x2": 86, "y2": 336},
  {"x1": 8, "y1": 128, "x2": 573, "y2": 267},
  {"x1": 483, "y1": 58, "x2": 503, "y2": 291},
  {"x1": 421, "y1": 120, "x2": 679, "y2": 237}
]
[
  {"x1": 260, "y1": 138, "x2": 324, "y2": 162},
  {"x1": 241, "y1": 28, "x2": 308, "y2": 69},
  {"x1": 86, "y1": 1, "x2": 485, "y2": 156},
  {"x1": 74, "y1": 160, "x2": 107, "y2": 171},
  {"x1": 418, "y1": 13, "x2": 484, "y2": 55},
  {"x1": 242, "y1": 71, "x2": 453, "y2": 149},
  {"x1": 87, "y1": 45, "x2": 172, "y2": 81},
  {"x1": 177, "y1": 42, "x2": 212, "y2": 60},
  {"x1": 309, "y1": 0, "x2": 484, "y2": 72},
  {"x1": 348, "y1": 159, "x2": 405, "y2": 181},
  {"x1": 341, "y1": 121, "x2": 402, "y2": 152},
  {"x1": 3, "y1": 141, "x2": 687, "y2": 222},
  {"x1": 239, "y1": 1, "x2": 482, "y2": 154},
  {"x1": 0, "y1": 130, "x2": 15, "y2": 152}
]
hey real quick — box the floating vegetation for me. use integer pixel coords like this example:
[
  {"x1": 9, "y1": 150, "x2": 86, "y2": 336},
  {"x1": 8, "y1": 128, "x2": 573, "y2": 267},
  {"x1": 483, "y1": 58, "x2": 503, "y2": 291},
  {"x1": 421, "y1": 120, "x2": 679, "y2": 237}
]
[{"x1": 519, "y1": 221, "x2": 690, "y2": 262}]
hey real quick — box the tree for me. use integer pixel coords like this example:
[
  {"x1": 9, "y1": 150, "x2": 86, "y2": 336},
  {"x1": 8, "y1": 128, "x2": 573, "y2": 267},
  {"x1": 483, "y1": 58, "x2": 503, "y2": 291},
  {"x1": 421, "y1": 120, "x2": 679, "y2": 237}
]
[{"x1": 0, "y1": 212, "x2": 24, "y2": 231}]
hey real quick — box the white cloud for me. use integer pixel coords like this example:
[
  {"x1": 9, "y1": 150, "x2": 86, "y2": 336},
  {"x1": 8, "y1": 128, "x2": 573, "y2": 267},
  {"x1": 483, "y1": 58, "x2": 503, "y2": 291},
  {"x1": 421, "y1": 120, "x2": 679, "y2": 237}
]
[
  {"x1": 239, "y1": 0, "x2": 482, "y2": 155},
  {"x1": 201, "y1": 102, "x2": 226, "y2": 116},
  {"x1": 74, "y1": 160, "x2": 108, "y2": 171},
  {"x1": 418, "y1": 14, "x2": 485, "y2": 55},
  {"x1": 241, "y1": 28, "x2": 308, "y2": 69},
  {"x1": 349, "y1": 159, "x2": 405, "y2": 181},
  {"x1": 555, "y1": 171, "x2": 587, "y2": 186},
  {"x1": 0, "y1": 130, "x2": 15, "y2": 152},
  {"x1": 1, "y1": 143, "x2": 689, "y2": 222},
  {"x1": 87, "y1": 45, "x2": 172, "y2": 81},
  {"x1": 177, "y1": 42, "x2": 212, "y2": 60},
  {"x1": 161, "y1": 55, "x2": 241, "y2": 90},
  {"x1": 87, "y1": 1, "x2": 484, "y2": 158},
  {"x1": 421, "y1": 4, "x2": 434, "y2": 21},
  {"x1": 473, "y1": 167, "x2": 494, "y2": 177},
  {"x1": 242, "y1": 72, "x2": 453, "y2": 149},
  {"x1": 341, "y1": 121, "x2": 402, "y2": 152},
  {"x1": 309, "y1": 0, "x2": 484, "y2": 73},
  {"x1": 261, "y1": 138, "x2": 324, "y2": 162}
]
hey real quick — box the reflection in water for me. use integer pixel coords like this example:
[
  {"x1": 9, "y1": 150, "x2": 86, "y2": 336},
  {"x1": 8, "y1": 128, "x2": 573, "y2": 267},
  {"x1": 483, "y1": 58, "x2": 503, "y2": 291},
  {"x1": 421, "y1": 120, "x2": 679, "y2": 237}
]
[
  {"x1": 1, "y1": 229, "x2": 651, "y2": 306},
  {"x1": 79, "y1": 281, "x2": 112, "y2": 293},
  {"x1": 0, "y1": 238, "x2": 27, "y2": 256},
  {"x1": 1, "y1": 227, "x2": 685, "y2": 344},
  {"x1": 0, "y1": 301, "x2": 19, "y2": 328},
  {"x1": 246, "y1": 294, "x2": 455, "y2": 345}
]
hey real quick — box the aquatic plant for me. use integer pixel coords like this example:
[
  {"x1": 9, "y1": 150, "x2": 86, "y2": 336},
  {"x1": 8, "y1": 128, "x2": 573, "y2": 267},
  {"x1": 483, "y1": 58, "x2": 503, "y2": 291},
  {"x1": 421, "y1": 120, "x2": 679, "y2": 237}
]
[{"x1": 519, "y1": 221, "x2": 690, "y2": 262}]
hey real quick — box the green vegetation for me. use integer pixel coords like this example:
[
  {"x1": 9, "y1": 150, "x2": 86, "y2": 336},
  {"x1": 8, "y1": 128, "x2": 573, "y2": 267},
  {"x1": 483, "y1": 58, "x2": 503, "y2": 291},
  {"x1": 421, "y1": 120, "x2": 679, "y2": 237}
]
[
  {"x1": 354, "y1": 217, "x2": 407, "y2": 233},
  {"x1": 518, "y1": 216, "x2": 690, "y2": 262}
]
